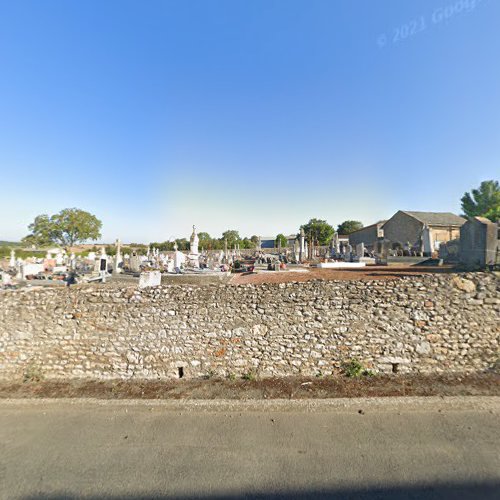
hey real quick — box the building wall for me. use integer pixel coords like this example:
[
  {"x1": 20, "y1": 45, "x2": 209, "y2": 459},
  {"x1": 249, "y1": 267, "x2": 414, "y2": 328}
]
[
  {"x1": 382, "y1": 212, "x2": 423, "y2": 247},
  {"x1": 431, "y1": 227, "x2": 461, "y2": 245},
  {"x1": 349, "y1": 224, "x2": 383, "y2": 248},
  {"x1": 0, "y1": 274, "x2": 498, "y2": 381}
]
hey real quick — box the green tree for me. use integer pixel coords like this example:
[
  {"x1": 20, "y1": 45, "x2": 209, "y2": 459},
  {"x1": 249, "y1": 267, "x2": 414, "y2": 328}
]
[
  {"x1": 197, "y1": 232, "x2": 212, "y2": 249},
  {"x1": 337, "y1": 220, "x2": 364, "y2": 235},
  {"x1": 300, "y1": 219, "x2": 334, "y2": 246},
  {"x1": 22, "y1": 215, "x2": 54, "y2": 247},
  {"x1": 221, "y1": 230, "x2": 240, "y2": 248},
  {"x1": 24, "y1": 208, "x2": 102, "y2": 249},
  {"x1": 175, "y1": 238, "x2": 189, "y2": 251},
  {"x1": 461, "y1": 180, "x2": 500, "y2": 222},
  {"x1": 240, "y1": 237, "x2": 254, "y2": 249},
  {"x1": 275, "y1": 233, "x2": 288, "y2": 248}
]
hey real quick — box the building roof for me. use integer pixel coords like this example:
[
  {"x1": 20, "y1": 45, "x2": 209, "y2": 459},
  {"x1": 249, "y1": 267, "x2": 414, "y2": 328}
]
[
  {"x1": 399, "y1": 211, "x2": 466, "y2": 226},
  {"x1": 348, "y1": 220, "x2": 387, "y2": 235},
  {"x1": 470, "y1": 216, "x2": 493, "y2": 225}
]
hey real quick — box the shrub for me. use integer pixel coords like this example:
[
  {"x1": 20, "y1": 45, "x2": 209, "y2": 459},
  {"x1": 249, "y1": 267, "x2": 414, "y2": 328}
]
[
  {"x1": 23, "y1": 363, "x2": 44, "y2": 383},
  {"x1": 242, "y1": 370, "x2": 256, "y2": 381},
  {"x1": 341, "y1": 359, "x2": 374, "y2": 378}
]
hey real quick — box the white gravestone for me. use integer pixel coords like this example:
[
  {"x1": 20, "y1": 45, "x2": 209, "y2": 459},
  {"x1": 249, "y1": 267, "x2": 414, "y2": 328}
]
[
  {"x1": 356, "y1": 242, "x2": 365, "y2": 259},
  {"x1": 138, "y1": 270, "x2": 161, "y2": 289}
]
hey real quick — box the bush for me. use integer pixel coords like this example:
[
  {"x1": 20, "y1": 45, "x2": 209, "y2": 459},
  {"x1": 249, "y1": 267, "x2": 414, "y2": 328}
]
[
  {"x1": 341, "y1": 359, "x2": 374, "y2": 378},
  {"x1": 242, "y1": 370, "x2": 256, "y2": 381},
  {"x1": 23, "y1": 363, "x2": 44, "y2": 383}
]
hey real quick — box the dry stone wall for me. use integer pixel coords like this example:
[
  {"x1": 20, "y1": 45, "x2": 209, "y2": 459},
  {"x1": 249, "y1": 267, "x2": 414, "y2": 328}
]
[{"x1": 0, "y1": 273, "x2": 498, "y2": 380}]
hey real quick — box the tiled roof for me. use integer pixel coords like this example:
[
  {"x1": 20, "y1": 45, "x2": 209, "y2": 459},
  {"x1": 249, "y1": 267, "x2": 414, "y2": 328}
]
[{"x1": 401, "y1": 211, "x2": 466, "y2": 226}]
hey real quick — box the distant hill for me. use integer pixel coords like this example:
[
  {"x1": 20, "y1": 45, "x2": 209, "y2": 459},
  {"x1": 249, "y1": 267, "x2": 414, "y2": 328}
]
[{"x1": 0, "y1": 241, "x2": 21, "y2": 247}]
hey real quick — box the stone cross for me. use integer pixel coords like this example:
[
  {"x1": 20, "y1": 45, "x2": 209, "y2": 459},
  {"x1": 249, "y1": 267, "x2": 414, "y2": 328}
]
[{"x1": 299, "y1": 228, "x2": 305, "y2": 262}]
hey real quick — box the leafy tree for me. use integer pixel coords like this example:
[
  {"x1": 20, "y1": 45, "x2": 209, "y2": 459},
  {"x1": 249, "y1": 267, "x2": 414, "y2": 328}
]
[
  {"x1": 461, "y1": 180, "x2": 500, "y2": 222},
  {"x1": 250, "y1": 235, "x2": 259, "y2": 245},
  {"x1": 197, "y1": 232, "x2": 212, "y2": 249},
  {"x1": 337, "y1": 220, "x2": 364, "y2": 235},
  {"x1": 240, "y1": 237, "x2": 254, "y2": 249},
  {"x1": 300, "y1": 219, "x2": 334, "y2": 246},
  {"x1": 149, "y1": 241, "x2": 174, "y2": 252},
  {"x1": 24, "y1": 208, "x2": 102, "y2": 249},
  {"x1": 221, "y1": 230, "x2": 240, "y2": 248},
  {"x1": 175, "y1": 238, "x2": 189, "y2": 251},
  {"x1": 22, "y1": 215, "x2": 53, "y2": 247},
  {"x1": 275, "y1": 233, "x2": 288, "y2": 248}
]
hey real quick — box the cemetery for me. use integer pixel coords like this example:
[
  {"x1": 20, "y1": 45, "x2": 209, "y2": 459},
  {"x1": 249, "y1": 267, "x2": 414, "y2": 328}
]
[
  {"x1": 0, "y1": 207, "x2": 498, "y2": 382},
  {"x1": 1, "y1": 211, "x2": 498, "y2": 291}
]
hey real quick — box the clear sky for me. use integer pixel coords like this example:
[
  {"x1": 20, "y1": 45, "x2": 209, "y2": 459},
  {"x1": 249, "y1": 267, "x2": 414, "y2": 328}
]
[{"x1": 0, "y1": 0, "x2": 498, "y2": 243}]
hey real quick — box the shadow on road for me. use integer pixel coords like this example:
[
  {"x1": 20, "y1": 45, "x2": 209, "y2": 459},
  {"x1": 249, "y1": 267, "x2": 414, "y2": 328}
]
[{"x1": 23, "y1": 481, "x2": 500, "y2": 499}]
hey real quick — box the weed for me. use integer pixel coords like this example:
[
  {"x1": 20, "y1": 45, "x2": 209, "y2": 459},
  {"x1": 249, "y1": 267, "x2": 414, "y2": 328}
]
[
  {"x1": 341, "y1": 359, "x2": 374, "y2": 378},
  {"x1": 242, "y1": 370, "x2": 256, "y2": 381},
  {"x1": 23, "y1": 363, "x2": 44, "y2": 383},
  {"x1": 203, "y1": 369, "x2": 216, "y2": 380}
]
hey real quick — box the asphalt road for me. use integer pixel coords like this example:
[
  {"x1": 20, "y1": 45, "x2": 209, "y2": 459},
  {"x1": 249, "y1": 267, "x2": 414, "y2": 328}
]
[{"x1": 1, "y1": 397, "x2": 499, "y2": 499}]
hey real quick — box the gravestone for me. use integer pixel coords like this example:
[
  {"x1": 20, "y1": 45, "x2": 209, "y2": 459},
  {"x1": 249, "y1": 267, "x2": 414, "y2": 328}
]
[
  {"x1": 344, "y1": 244, "x2": 352, "y2": 262},
  {"x1": 422, "y1": 224, "x2": 433, "y2": 256},
  {"x1": 129, "y1": 253, "x2": 141, "y2": 273},
  {"x1": 138, "y1": 270, "x2": 161, "y2": 289},
  {"x1": 376, "y1": 239, "x2": 390, "y2": 265},
  {"x1": 113, "y1": 239, "x2": 123, "y2": 274},
  {"x1": 460, "y1": 217, "x2": 498, "y2": 269},
  {"x1": 356, "y1": 242, "x2": 365, "y2": 259},
  {"x1": 299, "y1": 228, "x2": 305, "y2": 262}
]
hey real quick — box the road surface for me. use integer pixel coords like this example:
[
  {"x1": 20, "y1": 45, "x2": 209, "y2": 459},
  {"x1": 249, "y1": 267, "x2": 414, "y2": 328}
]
[{"x1": 1, "y1": 397, "x2": 499, "y2": 499}]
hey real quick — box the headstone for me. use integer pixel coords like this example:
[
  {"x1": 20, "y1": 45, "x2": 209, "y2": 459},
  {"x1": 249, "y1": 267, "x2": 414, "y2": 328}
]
[
  {"x1": 138, "y1": 270, "x2": 161, "y2": 289},
  {"x1": 167, "y1": 259, "x2": 174, "y2": 273},
  {"x1": 422, "y1": 224, "x2": 433, "y2": 256},
  {"x1": 113, "y1": 238, "x2": 123, "y2": 274},
  {"x1": 9, "y1": 250, "x2": 16, "y2": 268},
  {"x1": 299, "y1": 228, "x2": 305, "y2": 262},
  {"x1": 174, "y1": 249, "x2": 186, "y2": 273},
  {"x1": 129, "y1": 253, "x2": 141, "y2": 273},
  {"x1": 23, "y1": 263, "x2": 44, "y2": 279},
  {"x1": 356, "y1": 242, "x2": 365, "y2": 259},
  {"x1": 55, "y1": 250, "x2": 65, "y2": 266},
  {"x1": 187, "y1": 225, "x2": 200, "y2": 268},
  {"x1": 333, "y1": 232, "x2": 340, "y2": 255},
  {"x1": 376, "y1": 239, "x2": 390, "y2": 265},
  {"x1": 344, "y1": 244, "x2": 352, "y2": 262},
  {"x1": 98, "y1": 247, "x2": 108, "y2": 282},
  {"x1": 459, "y1": 217, "x2": 498, "y2": 269},
  {"x1": 1, "y1": 272, "x2": 12, "y2": 286}
]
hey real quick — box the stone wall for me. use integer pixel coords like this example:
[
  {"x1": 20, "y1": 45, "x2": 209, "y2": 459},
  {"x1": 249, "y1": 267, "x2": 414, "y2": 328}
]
[{"x1": 0, "y1": 274, "x2": 498, "y2": 380}]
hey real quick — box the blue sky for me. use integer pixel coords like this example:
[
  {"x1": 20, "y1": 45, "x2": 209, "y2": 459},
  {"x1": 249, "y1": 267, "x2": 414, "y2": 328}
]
[{"x1": 0, "y1": 0, "x2": 498, "y2": 243}]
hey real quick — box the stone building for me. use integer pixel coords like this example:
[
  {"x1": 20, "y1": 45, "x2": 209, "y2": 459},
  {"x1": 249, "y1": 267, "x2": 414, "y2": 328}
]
[
  {"x1": 382, "y1": 211, "x2": 466, "y2": 252},
  {"x1": 348, "y1": 221, "x2": 386, "y2": 250}
]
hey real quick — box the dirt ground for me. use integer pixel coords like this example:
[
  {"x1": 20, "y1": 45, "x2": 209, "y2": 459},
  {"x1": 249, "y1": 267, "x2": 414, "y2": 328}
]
[
  {"x1": 230, "y1": 265, "x2": 456, "y2": 285},
  {"x1": 1, "y1": 373, "x2": 498, "y2": 400}
]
